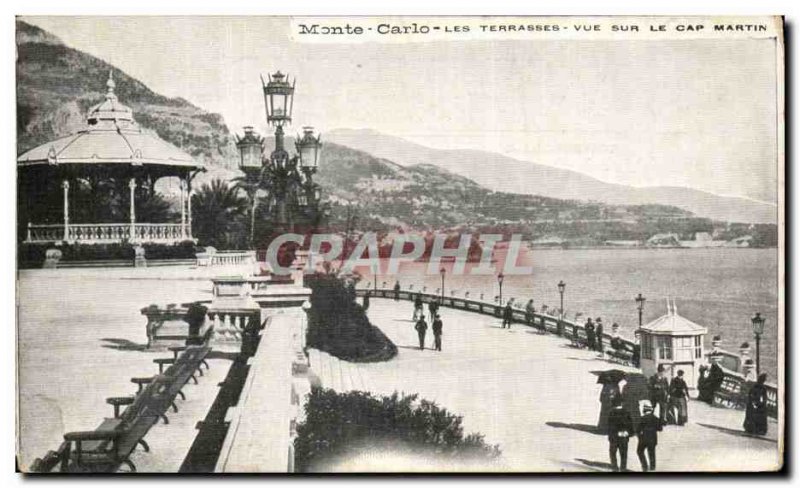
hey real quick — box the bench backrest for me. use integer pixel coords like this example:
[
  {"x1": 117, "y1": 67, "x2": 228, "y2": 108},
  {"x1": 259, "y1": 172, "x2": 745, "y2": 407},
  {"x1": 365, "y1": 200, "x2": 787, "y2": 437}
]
[{"x1": 120, "y1": 376, "x2": 169, "y2": 424}]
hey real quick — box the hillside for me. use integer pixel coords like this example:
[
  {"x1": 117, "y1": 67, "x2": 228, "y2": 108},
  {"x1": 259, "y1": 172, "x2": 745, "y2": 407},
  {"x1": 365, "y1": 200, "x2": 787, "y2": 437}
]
[
  {"x1": 14, "y1": 21, "x2": 776, "y2": 248},
  {"x1": 16, "y1": 20, "x2": 237, "y2": 168},
  {"x1": 309, "y1": 142, "x2": 740, "y2": 245},
  {"x1": 326, "y1": 129, "x2": 778, "y2": 224}
]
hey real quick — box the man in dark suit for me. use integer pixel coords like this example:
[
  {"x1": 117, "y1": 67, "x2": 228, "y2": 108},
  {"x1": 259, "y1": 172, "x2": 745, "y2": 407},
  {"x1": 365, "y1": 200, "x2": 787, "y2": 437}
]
[
  {"x1": 415, "y1": 316, "x2": 428, "y2": 350},
  {"x1": 649, "y1": 365, "x2": 670, "y2": 425},
  {"x1": 432, "y1": 314, "x2": 443, "y2": 351},
  {"x1": 607, "y1": 395, "x2": 633, "y2": 472},
  {"x1": 428, "y1": 300, "x2": 439, "y2": 323},
  {"x1": 636, "y1": 402, "x2": 662, "y2": 472},
  {"x1": 595, "y1": 318, "x2": 604, "y2": 355},
  {"x1": 394, "y1": 281, "x2": 401, "y2": 300},
  {"x1": 502, "y1": 301, "x2": 514, "y2": 329}
]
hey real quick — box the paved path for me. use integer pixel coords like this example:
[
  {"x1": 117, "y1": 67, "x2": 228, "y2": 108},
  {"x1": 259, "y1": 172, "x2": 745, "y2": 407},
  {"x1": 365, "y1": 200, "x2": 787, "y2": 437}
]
[
  {"x1": 17, "y1": 269, "x2": 234, "y2": 472},
  {"x1": 310, "y1": 298, "x2": 781, "y2": 472}
]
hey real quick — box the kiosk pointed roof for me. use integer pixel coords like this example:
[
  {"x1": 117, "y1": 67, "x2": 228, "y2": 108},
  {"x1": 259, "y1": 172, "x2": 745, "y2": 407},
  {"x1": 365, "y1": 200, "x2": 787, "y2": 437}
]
[{"x1": 640, "y1": 298, "x2": 708, "y2": 336}]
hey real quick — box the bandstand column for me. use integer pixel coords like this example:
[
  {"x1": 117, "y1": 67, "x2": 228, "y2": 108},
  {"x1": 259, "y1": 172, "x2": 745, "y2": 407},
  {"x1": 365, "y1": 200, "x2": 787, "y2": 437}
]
[
  {"x1": 187, "y1": 180, "x2": 193, "y2": 239},
  {"x1": 129, "y1": 177, "x2": 137, "y2": 241},
  {"x1": 61, "y1": 180, "x2": 70, "y2": 242},
  {"x1": 180, "y1": 178, "x2": 187, "y2": 240}
]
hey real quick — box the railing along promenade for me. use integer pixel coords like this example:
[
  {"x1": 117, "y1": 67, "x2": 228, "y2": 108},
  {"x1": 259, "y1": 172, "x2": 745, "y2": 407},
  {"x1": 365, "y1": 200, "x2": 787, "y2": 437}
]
[{"x1": 356, "y1": 287, "x2": 778, "y2": 418}]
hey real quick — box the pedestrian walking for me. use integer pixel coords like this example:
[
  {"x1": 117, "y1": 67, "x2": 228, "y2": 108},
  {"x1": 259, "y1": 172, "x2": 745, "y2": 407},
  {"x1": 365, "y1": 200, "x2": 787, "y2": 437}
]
[
  {"x1": 649, "y1": 365, "x2": 670, "y2": 425},
  {"x1": 394, "y1": 280, "x2": 401, "y2": 301},
  {"x1": 697, "y1": 365, "x2": 713, "y2": 404},
  {"x1": 607, "y1": 395, "x2": 633, "y2": 472},
  {"x1": 415, "y1": 316, "x2": 428, "y2": 350},
  {"x1": 502, "y1": 301, "x2": 514, "y2": 329},
  {"x1": 636, "y1": 402, "x2": 662, "y2": 472},
  {"x1": 428, "y1": 299, "x2": 439, "y2": 323},
  {"x1": 432, "y1": 314, "x2": 443, "y2": 351},
  {"x1": 598, "y1": 381, "x2": 621, "y2": 434},
  {"x1": 412, "y1": 294, "x2": 424, "y2": 321},
  {"x1": 595, "y1": 318, "x2": 604, "y2": 356},
  {"x1": 525, "y1": 299, "x2": 536, "y2": 329},
  {"x1": 669, "y1": 370, "x2": 689, "y2": 425},
  {"x1": 705, "y1": 362, "x2": 725, "y2": 403},
  {"x1": 584, "y1": 317, "x2": 595, "y2": 350},
  {"x1": 744, "y1": 373, "x2": 769, "y2": 436}
]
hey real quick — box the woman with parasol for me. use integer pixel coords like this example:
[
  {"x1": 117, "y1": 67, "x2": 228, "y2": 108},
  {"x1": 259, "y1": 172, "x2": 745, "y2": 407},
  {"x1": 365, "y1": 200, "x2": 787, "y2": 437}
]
[{"x1": 596, "y1": 369, "x2": 625, "y2": 433}]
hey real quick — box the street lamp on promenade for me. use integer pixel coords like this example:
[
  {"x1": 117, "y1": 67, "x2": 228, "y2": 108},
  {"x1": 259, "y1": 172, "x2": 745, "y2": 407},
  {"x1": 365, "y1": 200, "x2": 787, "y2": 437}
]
[
  {"x1": 751, "y1": 312, "x2": 765, "y2": 376},
  {"x1": 635, "y1": 293, "x2": 646, "y2": 329},
  {"x1": 235, "y1": 71, "x2": 324, "y2": 246},
  {"x1": 440, "y1": 267, "x2": 446, "y2": 304},
  {"x1": 557, "y1": 280, "x2": 566, "y2": 336},
  {"x1": 498, "y1": 273, "x2": 505, "y2": 305}
]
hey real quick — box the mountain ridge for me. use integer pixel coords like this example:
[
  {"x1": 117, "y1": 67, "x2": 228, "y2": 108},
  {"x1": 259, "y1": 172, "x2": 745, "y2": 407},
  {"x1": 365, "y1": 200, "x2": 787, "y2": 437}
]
[
  {"x1": 16, "y1": 20, "x2": 238, "y2": 168},
  {"x1": 325, "y1": 128, "x2": 777, "y2": 224}
]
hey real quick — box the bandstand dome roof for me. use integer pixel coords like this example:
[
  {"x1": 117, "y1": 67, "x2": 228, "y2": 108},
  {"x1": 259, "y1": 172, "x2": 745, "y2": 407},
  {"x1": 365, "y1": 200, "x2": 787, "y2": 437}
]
[
  {"x1": 17, "y1": 71, "x2": 203, "y2": 171},
  {"x1": 640, "y1": 299, "x2": 708, "y2": 336}
]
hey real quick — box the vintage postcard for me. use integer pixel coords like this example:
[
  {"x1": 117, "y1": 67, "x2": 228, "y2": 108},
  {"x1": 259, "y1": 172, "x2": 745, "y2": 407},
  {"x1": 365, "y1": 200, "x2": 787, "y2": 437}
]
[{"x1": 15, "y1": 15, "x2": 784, "y2": 473}]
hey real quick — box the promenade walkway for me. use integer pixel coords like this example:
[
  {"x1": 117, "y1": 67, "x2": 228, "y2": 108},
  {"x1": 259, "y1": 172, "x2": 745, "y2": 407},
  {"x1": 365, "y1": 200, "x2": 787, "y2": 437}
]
[
  {"x1": 17, "y1": 267, "x2": 246, "y2": 471},
  {"x1": 310, "y1": 298, "x2": 780, "y2": 472}
]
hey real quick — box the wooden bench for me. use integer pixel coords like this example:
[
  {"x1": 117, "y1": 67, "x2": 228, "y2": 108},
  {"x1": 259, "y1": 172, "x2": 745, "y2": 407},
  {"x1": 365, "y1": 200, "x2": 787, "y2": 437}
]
[
  {"x1": 29, "y1": 441, "x2": 70, "y2": 473},
  {"x1": 152, "y1": 346, "x2": 212, "y2": 422},
  {"x1": 61, "y1": 376, "x2": 170, "y2": 472}
]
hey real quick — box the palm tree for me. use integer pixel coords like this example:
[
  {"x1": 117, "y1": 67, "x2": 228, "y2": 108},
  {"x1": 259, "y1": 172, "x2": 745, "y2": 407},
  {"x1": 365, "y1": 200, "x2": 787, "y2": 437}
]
[
  {"x1": 232, "y1": 171, "x2": 266, "y2": 249},
  {"x1": 191, "y1": 178, "x2": 249, "y2": 249}
]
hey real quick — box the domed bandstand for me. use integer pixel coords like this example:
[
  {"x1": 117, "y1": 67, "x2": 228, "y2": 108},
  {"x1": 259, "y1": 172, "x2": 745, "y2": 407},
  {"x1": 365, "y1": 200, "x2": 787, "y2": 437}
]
[{"x1": 17, "y1": 72, "x2": 205, "y2": 245}]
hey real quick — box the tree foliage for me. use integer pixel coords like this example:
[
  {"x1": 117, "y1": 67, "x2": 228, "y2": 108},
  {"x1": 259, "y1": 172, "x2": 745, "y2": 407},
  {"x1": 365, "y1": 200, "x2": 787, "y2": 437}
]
[
  {"x1": 190, "y1": 178, "x2": 249, "y2": 249},
  {"x1": 294, "y1": 388, "x2": 501, "y2": 472}
]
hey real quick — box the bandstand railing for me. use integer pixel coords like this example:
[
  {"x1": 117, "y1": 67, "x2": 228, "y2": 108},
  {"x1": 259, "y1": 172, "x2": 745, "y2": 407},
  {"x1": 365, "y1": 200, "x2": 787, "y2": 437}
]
[{"x1": 26, "y1": 222, "x2": 189, "y2": 244}]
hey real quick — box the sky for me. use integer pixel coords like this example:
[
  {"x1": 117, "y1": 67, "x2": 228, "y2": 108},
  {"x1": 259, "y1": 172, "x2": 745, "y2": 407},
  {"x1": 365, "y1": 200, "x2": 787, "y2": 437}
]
[{"x1": 22, "y1": 16, "x2": 779, "y2": 203}]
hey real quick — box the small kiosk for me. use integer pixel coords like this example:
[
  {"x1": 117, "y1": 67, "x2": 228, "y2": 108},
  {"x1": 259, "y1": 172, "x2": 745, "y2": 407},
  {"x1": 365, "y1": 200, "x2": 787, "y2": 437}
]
[{"x1": 639, "y1": 299, "x2": 707, "y2": 386}]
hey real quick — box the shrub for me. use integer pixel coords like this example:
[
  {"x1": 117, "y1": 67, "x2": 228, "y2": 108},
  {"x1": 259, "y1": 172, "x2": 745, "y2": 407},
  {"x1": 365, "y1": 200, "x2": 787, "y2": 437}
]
[
  {"x1": 305, "y1": 273, "x2": 397, "y2": 362},
  {"x1": 17, "y1": 240, "x2": 197, "y2": 267},
  {"x1": 294, "y1": 388, "x2": 501, "y2": 472}
]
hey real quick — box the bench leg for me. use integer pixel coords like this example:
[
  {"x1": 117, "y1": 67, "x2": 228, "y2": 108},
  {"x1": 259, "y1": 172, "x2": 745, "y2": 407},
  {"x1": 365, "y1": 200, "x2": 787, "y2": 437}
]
[
  {"x1": 177, "y1": 390, "x2": 186, "y2": 401},
  {"x1": 137, "y1": 439, "x2": 150, "y2": 453},
  {"x1": 191, "y1": 374, "x2": 198, "y2": 385},
  {"x1": 171, "y1": 401, "x2": 179, "y2": 413},
  {"x1": 201, "y1": 359, "x2": 210, "y2": 370},
  {"x1": 197, "y1": 367, "x2": 204, "y2": 377},
  {"x1": 121, "y1": 459, "x2": 137, "y2": 473},
  {"x1": 160, "y1": 414, "x2": 170, "y2": 425}
]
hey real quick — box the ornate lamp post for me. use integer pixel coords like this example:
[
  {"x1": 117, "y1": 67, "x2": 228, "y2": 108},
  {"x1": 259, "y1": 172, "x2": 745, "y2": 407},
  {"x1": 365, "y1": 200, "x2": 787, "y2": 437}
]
[
  {"x1": 235, "y1": 71, "x2": 324, "y2": 245},
  {"x1": 440, "y1": 267, "x2": 446, "y2": 304},
  {"x1": 751, "y1": 312, "x2": 765, "y2": 376},
  {"x1": 498, "y1": 273, "x2": 505, "y2": 306},
  {"x1": 557, "y1": 280, "x2": 566, "y2": 336},
  {"x1": 635, "y1": 293, "x2": 646, "y2": 330}
]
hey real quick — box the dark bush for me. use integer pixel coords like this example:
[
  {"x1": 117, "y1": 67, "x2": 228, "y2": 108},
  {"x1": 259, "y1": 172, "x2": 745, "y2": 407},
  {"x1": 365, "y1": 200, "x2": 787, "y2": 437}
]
[
  {"x1": 294, "y1": 388, "x2": 501, "y2": 472},
  {"x1": 17, "y1": 240, "x2": 197, "y2": 267},
  {"x1": 142, "y1": 240, "x2": 197, "y2": 260},
  {"x1": 305, "y1": 273, "x2": 397, "y2": 363}
]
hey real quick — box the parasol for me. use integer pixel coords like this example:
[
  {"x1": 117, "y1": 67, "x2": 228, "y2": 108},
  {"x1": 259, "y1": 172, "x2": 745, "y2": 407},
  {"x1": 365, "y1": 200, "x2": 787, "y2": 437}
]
[{"x1": 593, "y1": 369, "x2": 626, "y2": 384}]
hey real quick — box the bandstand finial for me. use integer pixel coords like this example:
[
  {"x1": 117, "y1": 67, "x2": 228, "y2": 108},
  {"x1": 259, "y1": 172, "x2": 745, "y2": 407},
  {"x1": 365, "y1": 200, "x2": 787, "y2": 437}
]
[{"x1": 106, "y1": 70, "x2": 116, "y2": 97}]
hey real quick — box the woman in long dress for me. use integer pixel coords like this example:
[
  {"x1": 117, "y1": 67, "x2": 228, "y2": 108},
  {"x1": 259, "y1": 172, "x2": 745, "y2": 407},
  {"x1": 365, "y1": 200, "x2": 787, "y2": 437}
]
[
  {"x1": 744, "y1": 373, "x2": 769, "y2": 436},
  {"x1": 598, "y1": 382, "x2": 621, "y2": 434}
]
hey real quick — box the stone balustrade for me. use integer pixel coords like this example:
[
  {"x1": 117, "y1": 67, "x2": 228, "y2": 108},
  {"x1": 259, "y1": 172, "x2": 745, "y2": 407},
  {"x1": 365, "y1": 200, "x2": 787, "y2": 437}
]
[
  {"x1": 141, "y1": 301, "x2": 259, "y2": 349},
  {"x1": 215, "y1": 310, "x2": 310, "y2": 472},
  {"x1": 27, "y1": 222, "x2": 189, "y2": 244}
]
